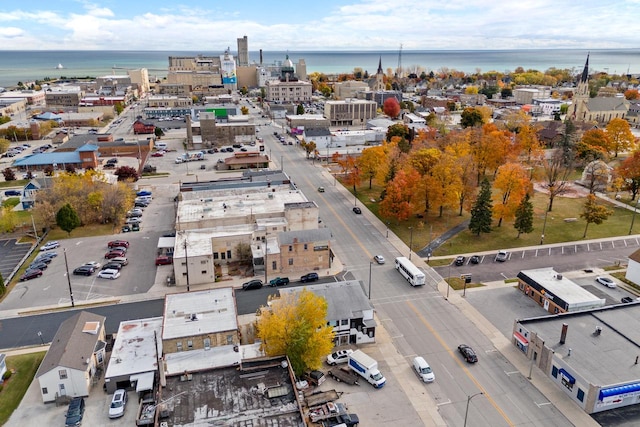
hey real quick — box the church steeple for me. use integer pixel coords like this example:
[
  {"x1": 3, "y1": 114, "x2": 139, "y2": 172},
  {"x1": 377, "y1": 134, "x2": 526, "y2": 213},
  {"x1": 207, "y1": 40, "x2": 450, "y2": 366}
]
[
  {"x1": 377, "y1": 57, "x2": 383, "y2": 75},
  {"x1": 580, "y1": 53, "x2": 590, "y2": 83}
]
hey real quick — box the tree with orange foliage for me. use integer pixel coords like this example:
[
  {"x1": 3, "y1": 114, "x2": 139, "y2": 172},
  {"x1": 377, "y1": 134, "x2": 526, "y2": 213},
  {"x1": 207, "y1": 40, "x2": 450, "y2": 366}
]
[
  {"x1": 515, "y1": 124, "x2": 544, "y2": 170},
  {"x1": 606, "y1": 118, "x2": 636, "y2": 157},
  {"x1": 624, "y1": 89, "x2": 639, "y2": 100},
  {"x1": 335, "y1": 155, "x2": 361, "y2": 193},
  {"x1": 617, "y1": 151, "x2": 640, "y2": 200},
  {"x1": 383, "y1": 97, "x2": 401, "y2": 118},
  {"x1": 408, "y1": 147, "x2": 440, "y2": 212},
  {"x1": 577, "y1": 129, "x2": 610, "y2": 161},
  {"x1": 427, "y1": 153, "x2": 464, "y2": 217},
  {"x1": 357, "y1": 145, "x2": 387, "y2": 189},
  {"x1": 379, "y1": 168, "x2": 420, "y2": 223},
  {"x1": 492, "y1": 163, "x2": 531, "y2": 227}
]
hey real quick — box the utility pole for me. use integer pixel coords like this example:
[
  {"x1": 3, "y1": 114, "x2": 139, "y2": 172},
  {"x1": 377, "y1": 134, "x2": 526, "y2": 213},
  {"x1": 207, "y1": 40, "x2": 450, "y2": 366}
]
[{"x1": 63, "y1": 249, "x2": 75, "y2": 307}]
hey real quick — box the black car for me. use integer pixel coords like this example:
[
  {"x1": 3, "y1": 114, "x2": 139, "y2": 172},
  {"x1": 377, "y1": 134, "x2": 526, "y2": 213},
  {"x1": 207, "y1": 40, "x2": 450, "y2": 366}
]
[
  {"x1": 33, "y1": 256, "x2": 53, "y2": 264},
  {"x1": 469, "y1": 255, "x2": 480, "y2": 264},
  {"x1": 65, "y1": 397, "x2": 85, "y2": 427},
  {"x1": 242, "y1": 279, "x2": 263, "y2": 290},
  {"x1": 454, "y1": 256, "x2": 465, "y2": 266},
  {"x1": 352, "y1": 207, "x2": 362, "y2": 214},
  {"x1": 20, "y1": 269, "x2": 43, "y2": 281},
  {"x1": 28, "y1": 261, "x2": 48, "y2": 271},
  {"x1": 300, "y1": 272, "x2": 319, "y2": 283},
  {"x1": 73, "y1": 266, "x2": 95, "y2": 276},
  {"x1": 102, "y1": 262, "x2": 123, "y2": 271},
  {"x1": 134, "y1": 201, "x2": 149, "y2": 208},
  {"x1": 621, "y1": 297, "x2": 635, "y2": 303},
  {"x1": 458, "y1": 344, "x2": 478, "y2": 363},
  {"x1": 4, "y1": 190, "x2": 21, "y2": 196},
  {"x1": 269, "y1": 277, "x2": 290, "y2": 287}
]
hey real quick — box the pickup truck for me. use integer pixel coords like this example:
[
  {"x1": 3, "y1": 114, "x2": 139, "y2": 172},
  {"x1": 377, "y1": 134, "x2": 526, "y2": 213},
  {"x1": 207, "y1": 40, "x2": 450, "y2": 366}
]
[
  {"x1": 269, "y1": 277, "x2": 290, "y2": 287},
  {"x1": 322, "y1": 412, "x2": 360, "y2": 427},
  {"x1": 303, "y1": 370, "x2": 326, "y2": 387},
  {"x1": 136, "y1": 392, "x2": 156, "y2": 426}
]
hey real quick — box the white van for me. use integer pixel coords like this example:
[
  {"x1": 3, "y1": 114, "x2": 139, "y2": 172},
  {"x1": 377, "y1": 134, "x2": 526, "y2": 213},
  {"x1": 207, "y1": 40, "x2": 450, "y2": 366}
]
[
  {"x1": 155, "y1": 142, "x2": 167, "y2": 150},
  {"x1": 413, "y1": 356, "x2": 435, "y2": 382}
]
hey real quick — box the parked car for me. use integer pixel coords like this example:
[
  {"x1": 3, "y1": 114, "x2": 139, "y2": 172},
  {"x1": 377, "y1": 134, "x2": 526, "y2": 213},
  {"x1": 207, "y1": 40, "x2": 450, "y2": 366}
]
[
  {"x1": 454, "y1": 256, "x2": 466, "y2": 266},
  {"x1": 327, "y1": 349, "x2": 354, "y2": 365},
  {"x1": 413, "y1": 356, "x2": 435, "y2": 383},
  {"x1": 4, "y1": 190, "x2": 21, "y2": 196},
  {"x1": 102, "y1": 262, "x2": 123, "y2": 271},
  {"x1": 495, "y1": 250, "x2": 508, "y2": 262},
  {"x1": 20, "y1": 269, "x2": 43, "y2": 281},
  {"x1": 126, "y1": 211, "x2": 142, "y2": 218},
  {"x1": 105, "y1": 250, "x2": 126, "y2": 259},
  {"x1": 33, "y1": 256, "x2": 53, "y2": 264},
  {"x1": 40, "y1": 241, "x2": 60, "y2": 251},
  {"x1": 300, "y1": 272, "x2": 319, "y2": 283},
  {"x1": 73, "y1": 265, "x2": 95, "y2": 276},
  {"x1": 65, "y1": 397, "x2": 85, "y2": 427},
  {"x1": 108, "y1": 240, "x2": 130, "y2": 248},
  {"x1": 84, "y1": 261, "x2": 101, "y2": 269},
  {"x1": 27, "y1": 261, "x2": 48, "y2": 271},
  {"x1": 36, "y1": 252, "x2": 57, "y2": 261},
  {"x1": 136, "y1": 190, "x2": 152, "y2": 197},
  {"x1": 242, "y1": 279, "x2": 263, "y2": 291},
  {"x1": 621, "y1": 297, "x2": 634, "y2": 303},
  {"x1": 373, "y1": 255, "x2": 385, "y2": 264},
  {"x1": 596, "y1": 276, "x2": 616, "y2": 288},
  {"x1": 155, "y1": 255, "x2": 173, "y2": 266},
  {"x1": 151, "y1": 151, "x2": 164, "y2": 157},
  {"x1": 110, "y1": 246, "x2": 128, "y2": 253},
  {"x1": 121, "y1": 225, "x2": 132, "y2": 233},
  {"x1": 109, "y1": 257, "x2": 128, "y2": 266},
  {"x1": 269, "y1": 277, "x2": 290, "y2": 287},
  {"x1": 134, "y1": 201, "x2": 149, "y2": 208},
  {"x1": 352, "y1": 207, "x2": 362, "y2": 214},
  {"x1": 125, "y1": 217, "x2": 142, "y2": 224},
  {"x1": 458, "y1": 344, "x2": 478, "y2": 363},
  {"x1": 469, "y1": 255, "x2": 480, "y2": 264},
  {"x1": 98, "y1": 269, "x2": 121, "y2": 280},
  {"x1": 108, "y1": 389, "x2": 128, "y2": 419},
  {"x1": 131, "y1": 223, "x2": 140, "y2": 232}
]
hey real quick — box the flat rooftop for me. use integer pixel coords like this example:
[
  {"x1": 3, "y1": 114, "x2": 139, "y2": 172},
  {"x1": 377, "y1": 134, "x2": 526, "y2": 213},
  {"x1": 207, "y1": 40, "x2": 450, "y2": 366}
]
[
  {"x1": 519, "y1": 303, "x2": 640, "y2": 386},
  {"x1": 519, "y1": 268, "x2": 605, "y2": 306},
  {"x1": 160, "y1": 357, "x2": 303, "y2": 426},
  {"x1": 105, "y1": 317, "x2": 163, "y2": 380},
  {"x1": 163, "y1": 288, "x2": 237, "y2": 340},
  {"x1": 177, "y1": 187, "x2": 308, "y2": 225}
]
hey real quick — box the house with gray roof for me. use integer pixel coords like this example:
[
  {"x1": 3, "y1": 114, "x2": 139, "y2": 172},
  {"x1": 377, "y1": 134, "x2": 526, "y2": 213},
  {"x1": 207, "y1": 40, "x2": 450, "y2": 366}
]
[
  {"x1": 36, "y1": 311, "x2": 107, "y2": 403},
  {"x1": 12, "y1": 143, "x2": 100, "y2": 172},
  {"x1": 280, "y1": 280, "x2": 376, "y2": 345},
  {"x1": 302, "y1": 127, "x2": 332, "y2": 149}
]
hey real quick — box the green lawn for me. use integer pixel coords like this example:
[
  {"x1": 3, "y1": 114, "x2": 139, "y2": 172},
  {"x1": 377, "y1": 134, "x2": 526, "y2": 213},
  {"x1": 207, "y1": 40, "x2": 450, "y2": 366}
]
[
  {"x1": 351, "y1": 181, "x2": 638, "y2": 257},
  {"x1": 0, "y1": 352, "x2": 46, "y2": 425}
]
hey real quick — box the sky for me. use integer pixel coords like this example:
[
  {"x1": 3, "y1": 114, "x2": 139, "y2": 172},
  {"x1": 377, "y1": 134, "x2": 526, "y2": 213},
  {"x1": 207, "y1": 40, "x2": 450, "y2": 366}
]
[{"x1": 1, "y1": 0, "x2": 639, "y2": 51}]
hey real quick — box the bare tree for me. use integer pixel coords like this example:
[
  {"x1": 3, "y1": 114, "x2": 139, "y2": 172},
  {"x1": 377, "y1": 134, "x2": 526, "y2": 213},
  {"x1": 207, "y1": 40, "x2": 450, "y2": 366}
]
[{"x1": 541, "y1": 149, "x2": 575, "y2": 212}]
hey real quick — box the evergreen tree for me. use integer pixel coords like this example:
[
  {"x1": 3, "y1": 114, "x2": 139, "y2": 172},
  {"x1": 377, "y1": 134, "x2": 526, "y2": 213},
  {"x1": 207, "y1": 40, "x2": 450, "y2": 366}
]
[
  {"x1": 56, "y1": 203, "x2": 81, "y2": 236},
  {"x1": 469, "y1": 178, "x2": 493, "y2": 235},
  {"x1": 514, "y1": 194, "x2": 534, "y2": 238}
]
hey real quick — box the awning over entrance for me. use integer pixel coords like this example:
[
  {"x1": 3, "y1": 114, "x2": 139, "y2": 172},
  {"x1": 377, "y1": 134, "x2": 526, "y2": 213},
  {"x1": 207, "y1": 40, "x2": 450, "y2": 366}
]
[
  {"x1": 599, "y1": 382, "x2": 640, "y2": 401},
  {"x1": 130, "y1": 371, "x2": 155, "y2": 392},
  {"x1": 513, "y1": 332, "x2": 528, "y2": 346}
]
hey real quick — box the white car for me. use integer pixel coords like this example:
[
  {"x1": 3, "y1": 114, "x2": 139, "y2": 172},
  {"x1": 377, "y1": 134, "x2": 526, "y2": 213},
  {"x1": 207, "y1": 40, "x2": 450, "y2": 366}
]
[
  {"x1": 326, "y1": 349, "x2": 354, "y2": 366},
  {"x1": 84, "y1": 261, "x2": 101, "y2": 269},
  {"x1": 97, "y1": 269, "x2": 121, "y2": 280},
  {"x1": 596, "y1": 276, "x2": 616, "y2": 288},
  {"x1": 373, "y1": 255, "x2": 385, "y2": 264},
  {"x1": 108, "y1": 389, "x2": 127, "y2": 418},
  {"x1": 40, "y1": 241, "x2": 60, "y2": 251},
  {"x1": 125, "y1": 217, "x2": 142, "y2": 224}
]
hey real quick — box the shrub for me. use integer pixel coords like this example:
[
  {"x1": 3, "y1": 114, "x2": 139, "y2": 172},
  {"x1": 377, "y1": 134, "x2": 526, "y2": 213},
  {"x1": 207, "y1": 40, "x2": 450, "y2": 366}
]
[{"x1": 2, "y1": 370, "x2": 12, "y2": 381}]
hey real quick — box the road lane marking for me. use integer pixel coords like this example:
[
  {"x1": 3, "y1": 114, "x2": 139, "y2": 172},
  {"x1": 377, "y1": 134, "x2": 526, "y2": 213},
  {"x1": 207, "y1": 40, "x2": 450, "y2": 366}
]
[
  {"x1": 436, "y1": 399, "x2": 452, "y2": 406},
  {"x1": 406, "y1": 300, "x2": 515, "y2": 427}
]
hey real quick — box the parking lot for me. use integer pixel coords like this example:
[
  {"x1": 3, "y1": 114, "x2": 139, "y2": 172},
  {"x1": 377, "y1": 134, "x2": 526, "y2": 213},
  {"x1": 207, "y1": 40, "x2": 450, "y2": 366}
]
[
  {"x1": 0, "y1": 184, "x2": 178, "y2": 311},
  {"x1": 0, "y1": 238, "x2": 33, "y2": 281}
]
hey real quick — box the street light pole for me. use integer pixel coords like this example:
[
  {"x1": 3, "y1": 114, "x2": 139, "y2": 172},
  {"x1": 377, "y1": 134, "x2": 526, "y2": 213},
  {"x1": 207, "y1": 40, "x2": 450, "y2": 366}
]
[
  {"x1": 37, "y1": 331, "x2": 45, "y2": 346},
  {"x1": 63, "y1": 249, "x2": 75, "y2": 307},
  {"x1": 408, "y1": 227, "x2": 414, "y2": 260},
  {"x1": 540, "y1": 201, "x2": 550, "y2": 245},
  {"x1": 464, "y1": 392, "x2": 484, "y2": 427},
  {"x1": 630, "y1": 200, "x2": 640, "y2": 235},
  {"x1": 368, "y1": 262, "x2": 372, "y2": 300}
]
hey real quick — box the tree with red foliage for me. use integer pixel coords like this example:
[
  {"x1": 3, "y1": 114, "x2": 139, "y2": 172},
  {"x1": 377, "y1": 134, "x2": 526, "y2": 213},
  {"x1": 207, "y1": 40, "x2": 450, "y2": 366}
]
[
  {"x1": 114, "y1": 165, "x2": 139, "y2": 182},
  {"x1": 383, "y1": 97, "x2": 401, "y2": 119}
]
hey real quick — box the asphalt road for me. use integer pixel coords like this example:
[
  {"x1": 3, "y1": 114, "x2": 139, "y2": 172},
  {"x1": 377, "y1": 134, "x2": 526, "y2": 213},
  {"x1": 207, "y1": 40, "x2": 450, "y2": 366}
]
[{"x1": 267, "y1": 128, "x2": 573, "y2": 427}]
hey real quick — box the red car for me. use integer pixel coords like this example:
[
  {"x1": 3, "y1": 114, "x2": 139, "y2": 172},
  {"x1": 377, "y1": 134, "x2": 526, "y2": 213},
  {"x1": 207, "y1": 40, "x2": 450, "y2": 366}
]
[
  {"x1": 105, "y1": 250, "x2": 126, "y2": 259},
  {"x1": 155, "y1": 256, "x2": 173, "y2": 266},
  {"x1": 20, "y1": 269, "x2": 43, "y2": 281},
  {"x1": 151, "y1": 151, "x2": 164, "y2": 157},
  {"x1": 108, "y1": 240, "x2": 130, "y2": 248}
]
